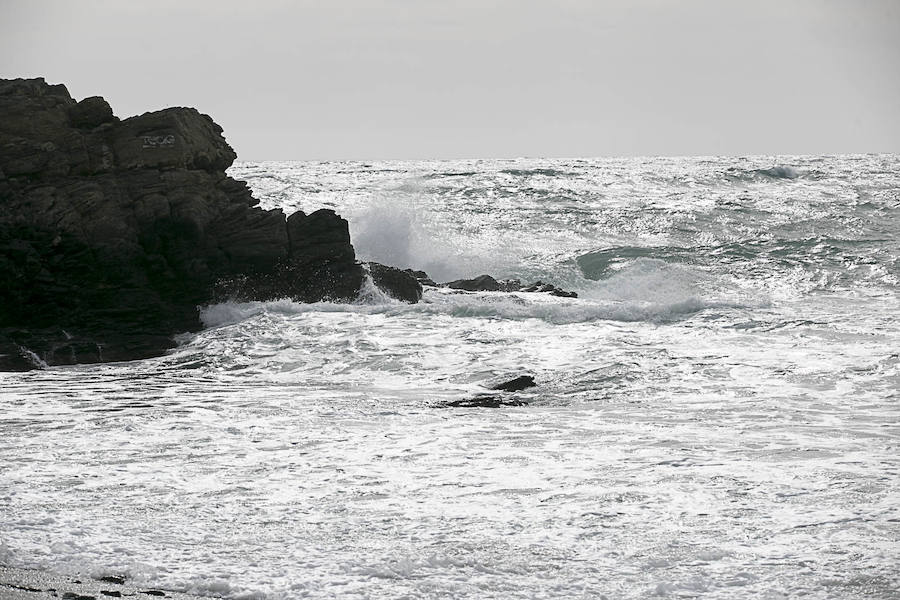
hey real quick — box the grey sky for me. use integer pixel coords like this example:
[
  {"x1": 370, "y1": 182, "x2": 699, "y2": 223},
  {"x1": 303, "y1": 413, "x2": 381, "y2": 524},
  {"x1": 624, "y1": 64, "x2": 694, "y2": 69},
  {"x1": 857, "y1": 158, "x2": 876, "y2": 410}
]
[{"x1": 2, "y1": 0, "x2": 899, "y2": 160}]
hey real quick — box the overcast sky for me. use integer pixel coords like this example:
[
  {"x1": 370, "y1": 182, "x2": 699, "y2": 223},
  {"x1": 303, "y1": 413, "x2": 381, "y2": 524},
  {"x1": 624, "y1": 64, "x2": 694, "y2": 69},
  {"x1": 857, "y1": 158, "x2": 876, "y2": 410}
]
[{"x1": 2, "y1": 0, "x2": 899, "y2": 160}]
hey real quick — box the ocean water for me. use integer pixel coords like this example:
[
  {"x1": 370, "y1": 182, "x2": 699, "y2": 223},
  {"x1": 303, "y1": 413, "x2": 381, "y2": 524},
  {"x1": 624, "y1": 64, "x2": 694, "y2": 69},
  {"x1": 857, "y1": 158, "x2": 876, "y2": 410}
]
[{"x1": 1, "y1": 154, "x2": 899, "y2": 599}]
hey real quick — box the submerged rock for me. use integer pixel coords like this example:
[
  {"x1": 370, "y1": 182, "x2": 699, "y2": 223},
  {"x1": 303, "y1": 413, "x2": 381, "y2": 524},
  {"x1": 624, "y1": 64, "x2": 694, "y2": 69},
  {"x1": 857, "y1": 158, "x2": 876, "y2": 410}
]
[
  {"x1": 444, "y1": 394, "x2": 527, "y2": 408},
  {"x1": 520, "y1": 280, "x2": 578, "y2": 298},
  {"x1": 442, "y1": 374, "x2": 537, "y2": 408},
  {"x1": 0, "y1": 77, "x2": 419, "y2": 369},
  {"x1": 490, "y1": 374, "x2": 537, "y2": 392},
  {"x1": 439, "y1": 274, "x2": 577, "y2": 298}
]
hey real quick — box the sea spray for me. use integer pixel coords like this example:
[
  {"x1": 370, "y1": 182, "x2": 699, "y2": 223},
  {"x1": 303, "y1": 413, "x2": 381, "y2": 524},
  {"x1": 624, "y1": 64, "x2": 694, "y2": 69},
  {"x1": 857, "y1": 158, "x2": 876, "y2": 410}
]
[
  {"x1": 3, "y1": 154, "x2": 896, "y2": 600},
  {"x1": 347, "y1": 195, "x2": 533, "y2": 283}
]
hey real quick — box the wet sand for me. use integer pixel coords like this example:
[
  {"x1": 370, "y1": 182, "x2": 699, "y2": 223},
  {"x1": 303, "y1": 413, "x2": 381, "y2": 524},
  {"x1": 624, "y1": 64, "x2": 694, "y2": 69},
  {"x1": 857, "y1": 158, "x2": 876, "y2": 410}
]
[{"x1": 0, "y1": 567, "x2": 219, "y2": 600}]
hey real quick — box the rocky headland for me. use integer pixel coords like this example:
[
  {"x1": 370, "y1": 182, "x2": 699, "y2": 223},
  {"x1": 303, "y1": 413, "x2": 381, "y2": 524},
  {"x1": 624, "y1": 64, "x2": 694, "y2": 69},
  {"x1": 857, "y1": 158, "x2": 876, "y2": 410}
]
[{"x1": 0, "y1": 78, "x2": 420, "y2": 370}]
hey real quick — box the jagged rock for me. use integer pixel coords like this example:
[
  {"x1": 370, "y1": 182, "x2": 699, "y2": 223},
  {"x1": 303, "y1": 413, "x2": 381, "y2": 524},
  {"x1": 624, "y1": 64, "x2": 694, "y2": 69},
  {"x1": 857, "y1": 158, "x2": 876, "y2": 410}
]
[
  {"x1": 441, "y1": 374, "x2": 537, "y2": 408},
  {"x1": 490, "y1": 375, "x2": 537, "y2": 392},
  {"x1": 0, "y1": 77, "x2": 416, "y2": 369},
  {"x1": 364, "y1": 262, "x2": 423, "y2": 302},
  {"x1": 444, "y1": 394, "x2": 527, "y2": 408},
  {"x1": 404, "y1": 269, "x2": 437, "y2": 287},
  {"x1": 521, "y1": 280, "x2": 578, "y2": 298},
  {"x1": 497, "y1": 278, "x2": 523, "y2": 292},
  {"x1": 287, "y1": 208, "x2": 355, "y2": 265},
  {"x1": 444, "y1": 274, "x2": 500, "y2": 291},
  {"x1": 68, "y1": 96, "x2": 115, "y2": 129},
  {"x1": 437, "y1": 273, "x2": 578, "y2": 297}
]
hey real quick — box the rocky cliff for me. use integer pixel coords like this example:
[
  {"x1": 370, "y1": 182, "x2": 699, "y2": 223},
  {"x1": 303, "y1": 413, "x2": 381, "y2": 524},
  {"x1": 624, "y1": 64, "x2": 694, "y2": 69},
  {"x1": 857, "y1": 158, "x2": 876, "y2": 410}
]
[{"x1": 0, "y1": 78, "x2": 420, "y2": 370}]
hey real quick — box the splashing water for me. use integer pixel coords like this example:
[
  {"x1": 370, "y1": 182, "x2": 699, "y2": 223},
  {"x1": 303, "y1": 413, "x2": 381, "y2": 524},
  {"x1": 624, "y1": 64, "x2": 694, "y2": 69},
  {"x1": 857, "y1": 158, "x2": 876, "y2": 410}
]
[{"x1": 1, "y1": 154, "x2": 899, "y2": 600}]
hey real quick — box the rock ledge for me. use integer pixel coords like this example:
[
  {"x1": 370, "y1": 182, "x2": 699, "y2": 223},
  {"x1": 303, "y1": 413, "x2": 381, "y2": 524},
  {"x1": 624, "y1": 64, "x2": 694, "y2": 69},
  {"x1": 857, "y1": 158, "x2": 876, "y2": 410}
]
[{"x1": 0, "y1": 78, "x2": 419, "y2": 369}]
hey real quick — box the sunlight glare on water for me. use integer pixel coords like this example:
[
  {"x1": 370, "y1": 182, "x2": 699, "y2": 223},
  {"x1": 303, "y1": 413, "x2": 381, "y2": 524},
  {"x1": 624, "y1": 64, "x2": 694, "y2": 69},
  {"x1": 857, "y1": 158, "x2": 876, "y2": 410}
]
[{"x1": 1, "y1": 155, "x2": 899, "y2": 599}]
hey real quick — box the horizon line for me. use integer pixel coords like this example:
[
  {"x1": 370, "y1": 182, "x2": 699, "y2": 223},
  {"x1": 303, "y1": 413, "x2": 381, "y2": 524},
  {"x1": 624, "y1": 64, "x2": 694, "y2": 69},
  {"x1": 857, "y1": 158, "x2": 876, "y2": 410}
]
[{"x1": 233, "y1": 151, "x2": 899, "y2": 164}]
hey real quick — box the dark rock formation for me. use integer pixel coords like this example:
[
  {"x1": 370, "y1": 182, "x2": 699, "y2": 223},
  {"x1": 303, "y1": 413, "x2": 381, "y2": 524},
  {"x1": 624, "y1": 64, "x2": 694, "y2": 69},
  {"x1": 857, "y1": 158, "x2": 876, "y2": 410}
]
[
  {"x1": 444, "y1": 394, "x2": 527, "y2": 408},
  {"x1": 445, "y1": 274, "x2": 501, "y2": 292},
  {"x1": 0, "y1": 77, "x2": 420, "y2": 370},
  {"x1": 440, "y1": 274, "x2": 577, "y2": 297},
  {"x1": 403, "y1": 269, "x2": 437, "y2": 288},
  {"x1": 363, "y1": 262, "x2": 423, "y2": 303},
  {"x1": 442, "y1": 374, "x2": 537, "y2": 408},
  {"x1": 520, "y1": 280, "x2": 578, "y2": 298},
  {"x1": 490, "y1": 374, "x2": 537, "y2": 392}
]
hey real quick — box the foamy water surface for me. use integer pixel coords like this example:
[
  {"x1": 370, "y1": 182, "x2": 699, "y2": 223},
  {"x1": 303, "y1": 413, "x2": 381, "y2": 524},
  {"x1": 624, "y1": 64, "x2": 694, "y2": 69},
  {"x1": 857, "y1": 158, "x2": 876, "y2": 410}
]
[{"x1": 1, "y1": 155, "x2": 899, "y2": 599}]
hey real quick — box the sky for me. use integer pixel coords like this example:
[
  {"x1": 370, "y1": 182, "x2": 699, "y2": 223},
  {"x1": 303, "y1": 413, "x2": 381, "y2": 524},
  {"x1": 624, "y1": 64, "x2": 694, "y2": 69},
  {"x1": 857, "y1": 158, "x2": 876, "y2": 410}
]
[{"x1": 2, "y1": 0, "x2": 899, "y2": 160}]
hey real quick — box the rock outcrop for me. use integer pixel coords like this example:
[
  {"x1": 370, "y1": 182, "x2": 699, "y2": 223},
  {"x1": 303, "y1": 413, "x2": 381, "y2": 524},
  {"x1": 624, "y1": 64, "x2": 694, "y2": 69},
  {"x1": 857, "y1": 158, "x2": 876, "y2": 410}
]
[
  {"x1": 490, "y1": 374, "x2": 536, "y2": 392},
  {"x1": 441, "y1": 274, "x2": 577, "y2": 297},
  {"x1": 363, "y1": 262, "x2": 423, "y2": 303},
  {"x1": 0, "y1": 77, "x2": 419, "y2": 370},
  {"x1": 443, "y1": 375, "x2": 537, "y2": 408}
]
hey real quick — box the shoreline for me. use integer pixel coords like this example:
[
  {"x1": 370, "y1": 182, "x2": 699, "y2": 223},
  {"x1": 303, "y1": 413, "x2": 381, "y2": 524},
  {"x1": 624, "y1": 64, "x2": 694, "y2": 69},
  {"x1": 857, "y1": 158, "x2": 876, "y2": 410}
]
[{"x1": 0, "y1": 566, "x2": 220, "y2": 600}]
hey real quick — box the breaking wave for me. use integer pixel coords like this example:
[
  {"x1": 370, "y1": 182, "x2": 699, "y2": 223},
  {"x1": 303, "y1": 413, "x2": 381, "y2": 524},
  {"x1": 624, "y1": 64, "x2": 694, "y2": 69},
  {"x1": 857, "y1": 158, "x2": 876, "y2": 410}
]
[
  {"x1": 200, "y1": 258, "x2": 752, "y2": 332},
  {"x1": 347, "y1": 197, "x2": 542, "y2": 284},
  {"x1": 724, "y1": 164, "x2": 801, "y2": 182},
  {"x1": 6, "y1": 154, "x2": 898, "y2": 600},
  {"x1": 755, "y1": 165, "x2": 800, "y2": 179}
]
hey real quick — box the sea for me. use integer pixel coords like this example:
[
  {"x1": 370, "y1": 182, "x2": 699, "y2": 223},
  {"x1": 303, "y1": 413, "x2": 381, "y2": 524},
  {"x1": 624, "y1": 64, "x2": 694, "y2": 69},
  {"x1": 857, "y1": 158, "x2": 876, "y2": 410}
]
[{"x1": 1, "y1": 154, "x2": 898, "y2": 599}]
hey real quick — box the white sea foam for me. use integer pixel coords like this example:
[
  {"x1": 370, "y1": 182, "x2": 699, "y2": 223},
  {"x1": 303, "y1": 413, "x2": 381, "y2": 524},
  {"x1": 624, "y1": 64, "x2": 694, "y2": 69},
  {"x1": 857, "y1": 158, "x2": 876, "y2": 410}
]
[
  {"x1": 199, "y1": 297, "x2": 307, "y2": 328},
  {"x1": 200, "y1": 257, "x2": 756, "y2": 334},
  {"x1": 2, "y1": 154, "x2": 899, "y2": 600},
  {"x1": 355, "y1": 269, "x2": 404, "y2": 305}
]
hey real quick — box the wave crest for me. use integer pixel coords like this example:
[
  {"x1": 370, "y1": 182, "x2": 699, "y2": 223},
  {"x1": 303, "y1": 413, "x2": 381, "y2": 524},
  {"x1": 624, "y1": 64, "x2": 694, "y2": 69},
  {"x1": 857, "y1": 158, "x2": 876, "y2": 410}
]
[
  {"x1": 724, "y1": 165, "x2": 801, "y2": 182},
  {"x1": 198, "y1": 258, "x2": 750, "y2": 332}
]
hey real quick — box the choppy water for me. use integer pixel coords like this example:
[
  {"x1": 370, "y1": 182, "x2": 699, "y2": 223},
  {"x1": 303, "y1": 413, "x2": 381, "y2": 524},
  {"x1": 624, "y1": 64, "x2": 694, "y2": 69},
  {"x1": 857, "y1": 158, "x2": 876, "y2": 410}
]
[{"x1": 1, "y1": 155, "x2": 899, "y2": 599}]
